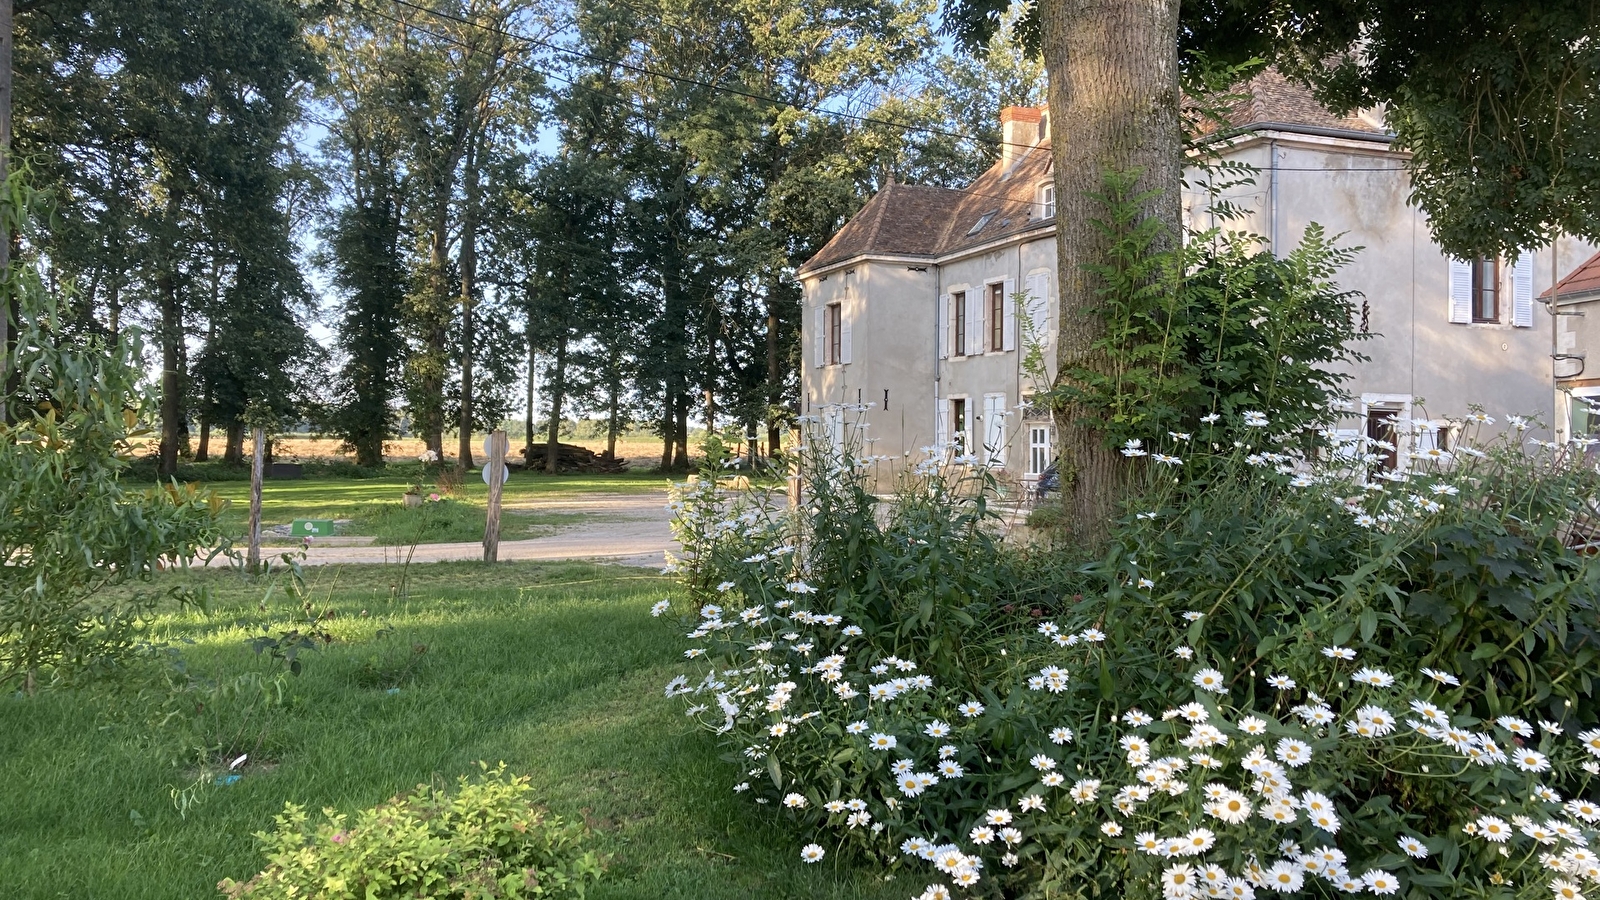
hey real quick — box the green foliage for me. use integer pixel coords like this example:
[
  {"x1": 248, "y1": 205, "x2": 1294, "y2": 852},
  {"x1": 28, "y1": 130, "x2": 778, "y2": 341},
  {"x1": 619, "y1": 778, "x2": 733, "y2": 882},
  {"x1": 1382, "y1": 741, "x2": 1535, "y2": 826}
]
[
  {"x1": 1037, "y1": 171, "x2": 1366, "y2": 451},
  {"x1": 662, "y1": 414, "x2": 1600, "y2": 898},
  {"x1": 219, "y1": 763, "x2": 602, "y2": 900},
  {"x1": 0, "y1": 220, "x2": 225, "y2": 692}
]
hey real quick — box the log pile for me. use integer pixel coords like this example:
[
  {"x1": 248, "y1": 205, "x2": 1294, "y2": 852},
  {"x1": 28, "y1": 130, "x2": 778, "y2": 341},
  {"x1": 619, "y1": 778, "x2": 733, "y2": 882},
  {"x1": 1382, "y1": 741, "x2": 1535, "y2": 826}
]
[{"x1": 515, "y1": 442, "x2": 629, "y2": 474}]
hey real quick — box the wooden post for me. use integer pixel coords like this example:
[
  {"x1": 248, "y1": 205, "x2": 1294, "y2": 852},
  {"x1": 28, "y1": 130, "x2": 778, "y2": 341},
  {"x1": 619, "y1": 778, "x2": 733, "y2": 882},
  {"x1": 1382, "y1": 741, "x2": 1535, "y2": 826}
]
[
  {"x1": 483, "y1": 429, "x2": 507, "y2": 562},
  {"x1": 248, "y1": 426, "x2": 264, "y2": 572}
]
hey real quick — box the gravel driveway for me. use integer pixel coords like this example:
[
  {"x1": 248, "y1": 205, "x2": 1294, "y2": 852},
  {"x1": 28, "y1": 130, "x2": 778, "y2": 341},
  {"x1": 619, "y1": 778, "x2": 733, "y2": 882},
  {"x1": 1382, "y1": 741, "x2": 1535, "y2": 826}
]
[{"x1": 285, "y1": 491, "x2": 676, "y2": 568}]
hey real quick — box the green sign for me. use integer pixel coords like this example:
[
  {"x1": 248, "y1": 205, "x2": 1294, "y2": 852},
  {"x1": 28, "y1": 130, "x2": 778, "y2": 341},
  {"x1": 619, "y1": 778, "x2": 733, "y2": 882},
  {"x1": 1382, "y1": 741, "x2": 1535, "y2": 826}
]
[{"x1": 290, "y1": 519, "x2": 335, "y2": 537}]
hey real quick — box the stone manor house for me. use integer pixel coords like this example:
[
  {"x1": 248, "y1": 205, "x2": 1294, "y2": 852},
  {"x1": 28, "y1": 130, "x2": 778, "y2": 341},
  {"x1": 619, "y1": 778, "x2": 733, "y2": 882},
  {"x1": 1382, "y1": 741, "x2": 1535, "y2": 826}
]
[{"x1": 798, "y1": 71, "x2": 1600, "y2": 485}]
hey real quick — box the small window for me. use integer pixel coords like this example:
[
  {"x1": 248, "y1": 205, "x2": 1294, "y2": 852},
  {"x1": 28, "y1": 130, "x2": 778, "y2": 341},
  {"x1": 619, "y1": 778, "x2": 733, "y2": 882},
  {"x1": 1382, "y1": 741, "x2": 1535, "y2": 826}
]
[
  {"x1": 1028, "y1": 424, "x2": 1052, "y2": 476},
  {"x1": 1039, "y1": 183, "x2": 1055, "y2": 219},
  {"x1": 990, "y1": 283, "x2": 1005, "y2": 351},
  {"x1": 953, "y1": 292, "x2": 967, "y2": 357},
  {"x1": 827, "y1": 302, "x2": 842, "y2": 364},
  {"x1": 1366, "y1": 406, "x2": 1401, "y2": 472},
  {"x1": 967, "y1": 211, "x2": 997, "y2": 237},
  {"x1": 951, "y1": 398, "x2": 968, "y2": 450},
  {"x1": 1472, "y1": 257, "x2": 1499, "y2": 323}
]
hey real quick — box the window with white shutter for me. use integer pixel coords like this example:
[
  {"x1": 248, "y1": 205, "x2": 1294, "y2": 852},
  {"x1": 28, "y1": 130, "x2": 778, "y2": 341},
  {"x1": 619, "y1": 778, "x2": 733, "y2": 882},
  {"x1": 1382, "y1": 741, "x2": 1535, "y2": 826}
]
[
  {"x1": 938, "y1": 294, "x2": 950, "y2": 360},
  {"x1": 839, "y1": 303, "x2": 853, "y2": 363},
  {"x1": 966, "y1": 289, "x2": 983, "y2": 356},
  {"x1": 953, "y1": 291, "x2": 967, "y2": 357},
  {"x1": 983, "y1": 393, "x2": 1007, "y2": 467},
  {"x1": 813, "y1": 306, "x2": 826, "y2": 366},
  {"x1": 1027, "y1": 424, "x2": 1051, "y2": 476},
  {"x1": 1512, "y1": 255, "x2": 1534, "y2": 327},
  {"x1": 1025, "y1": 272, "x2": 1049, "y2": 342},
  {"x1": 1002, "y1": 276, "x2": 1017, "y2": 351},
  {"x1": 935, "y1": 401, "x2": 950, "y2": 447},
  {"x1": 1448, "y1": 259, "x2": 1471, "y2": 324}
]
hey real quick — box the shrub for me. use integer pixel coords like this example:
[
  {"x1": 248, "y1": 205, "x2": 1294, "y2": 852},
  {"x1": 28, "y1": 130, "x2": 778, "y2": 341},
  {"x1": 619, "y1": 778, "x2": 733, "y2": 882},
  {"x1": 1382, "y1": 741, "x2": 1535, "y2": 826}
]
[
  {"x1": 657, "y1": 410, "x2": 1600, "y2": 900},
  {"x1": 0, "y1": 198, "x2": 224, "y2": 693},
  {"x1": 219, "y1": 763, "x2": 602, "y2": 899}
]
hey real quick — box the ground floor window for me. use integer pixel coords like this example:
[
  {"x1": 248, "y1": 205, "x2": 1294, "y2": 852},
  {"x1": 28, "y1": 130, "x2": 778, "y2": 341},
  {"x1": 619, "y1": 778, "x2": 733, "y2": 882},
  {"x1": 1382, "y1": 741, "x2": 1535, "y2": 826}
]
[{"x1": 1027, "y1": 423, "x2": 1051, "y2": 476}]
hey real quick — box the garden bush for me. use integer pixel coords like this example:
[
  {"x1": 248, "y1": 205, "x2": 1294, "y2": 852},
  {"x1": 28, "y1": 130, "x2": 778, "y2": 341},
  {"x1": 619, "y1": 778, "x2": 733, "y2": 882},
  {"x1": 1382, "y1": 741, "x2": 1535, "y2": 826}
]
[
  {"x1": 219, "y1": 762, "x2": 602, "y2": 899},
  {"x1": 656, "y1": 409, "x2": 1600, "y2": 900},
  {"x1": 0, "y1": 190, "x2": 224, "y2": 693}
]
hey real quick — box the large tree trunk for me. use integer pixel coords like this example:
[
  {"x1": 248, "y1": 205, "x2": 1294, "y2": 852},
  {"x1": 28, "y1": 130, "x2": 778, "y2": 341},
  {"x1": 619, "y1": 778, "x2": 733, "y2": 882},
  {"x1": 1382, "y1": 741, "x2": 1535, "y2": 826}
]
[
  {"x1": 524, "y1": 342, "x2": 536, "y2": 462},
  {"x1": 765, "y1": 303, "x2": 780, "y2": 456},
  {"x1": 456, "y1": 129, "x2": 483, "y2": 470},
  {"x1": 418, "y1": 196, "x2": 451, "y2": 459},
  {"x1": 544, "y1": 333, "x2": 567, "y2": 473},
  {"x1": 605, "y1": 375, "x2": 620, "y2": 461},
  {"x1": 156, "y1": 189, "x2": 186, "y2": 478},
  {"x1": 224, "y1": 420, "x2": 244, "y2": 464},
  {"x1": 1040, "y1": 0, "x2": 1182, "y2": 543}
]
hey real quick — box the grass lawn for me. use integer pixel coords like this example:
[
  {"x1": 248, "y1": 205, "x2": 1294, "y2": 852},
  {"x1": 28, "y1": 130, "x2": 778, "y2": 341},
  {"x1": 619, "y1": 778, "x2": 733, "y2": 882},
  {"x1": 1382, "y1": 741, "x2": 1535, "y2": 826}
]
[
  {"x1": 0, "y1": 561, "x2": 902, "y2": 900},
  {"x1": 200, "y1": 471, "x2": 670, "y2": 543}
]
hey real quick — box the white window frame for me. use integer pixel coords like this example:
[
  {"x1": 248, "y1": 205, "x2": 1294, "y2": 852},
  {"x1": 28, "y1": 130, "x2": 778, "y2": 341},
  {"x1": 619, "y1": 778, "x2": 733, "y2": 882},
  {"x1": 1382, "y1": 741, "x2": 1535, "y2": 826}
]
[
  {"x1": 1038, "y1": 183, "x2": 1055, "y2": 219},
  {"x1": 1563, "y1": 387, "x2": 1600, "y2": 445},
  {"x1": 948, "y1": 395, "x2": 971, "y2": 453},
  {"x1": 1360, "y1": 393, "x2": 1413, "y2": 474},
  {"x1": 1026, "y1": 422, "x2": 1052, "y2": 478}
]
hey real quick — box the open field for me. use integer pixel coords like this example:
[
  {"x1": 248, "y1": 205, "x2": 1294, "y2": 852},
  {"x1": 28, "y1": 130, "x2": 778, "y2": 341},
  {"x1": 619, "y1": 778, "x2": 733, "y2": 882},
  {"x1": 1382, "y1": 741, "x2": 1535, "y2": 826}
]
[
  {"x1": 0, "y1": 561, "x2": 902, "y2": 900},
  {"x1": 271, "y1": 433, "x2": 676, "y2": 468}
]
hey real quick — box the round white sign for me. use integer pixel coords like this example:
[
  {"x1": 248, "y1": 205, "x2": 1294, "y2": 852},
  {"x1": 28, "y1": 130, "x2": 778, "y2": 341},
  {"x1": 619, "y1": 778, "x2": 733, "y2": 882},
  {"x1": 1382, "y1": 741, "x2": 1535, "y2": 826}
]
[{"x1": 482, "y1": 463, "x2": 510, "y2": 486}]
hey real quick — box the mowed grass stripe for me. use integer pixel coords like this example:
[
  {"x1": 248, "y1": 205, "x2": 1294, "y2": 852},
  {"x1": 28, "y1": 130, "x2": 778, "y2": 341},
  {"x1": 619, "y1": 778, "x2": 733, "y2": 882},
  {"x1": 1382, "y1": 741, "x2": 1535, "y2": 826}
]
[{"x1": 0, "y1": 562, "x2": 901, "y2": 900}]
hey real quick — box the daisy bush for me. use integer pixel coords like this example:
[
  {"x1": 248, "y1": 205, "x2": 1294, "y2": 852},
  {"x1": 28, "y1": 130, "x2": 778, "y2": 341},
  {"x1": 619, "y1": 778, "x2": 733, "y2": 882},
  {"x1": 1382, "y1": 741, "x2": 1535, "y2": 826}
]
[{"x1": 655, "y1": 407, "x2": 1600, "y2": 900}]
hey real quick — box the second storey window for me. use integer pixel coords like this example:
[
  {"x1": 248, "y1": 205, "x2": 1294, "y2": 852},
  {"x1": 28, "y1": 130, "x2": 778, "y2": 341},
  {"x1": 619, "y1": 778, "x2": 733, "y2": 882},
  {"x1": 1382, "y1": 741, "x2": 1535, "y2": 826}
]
[
  {"x1": 827, "y1": 302, "x2": 842, "y2": 364},
  {"x1": 1039, "y1": 183, "x2": 1055, "y2": 219},
  {"x1": 954, "y1": 291, "x2": 968, "y2": 357},
  {"x1": 1472, "y1": 257, "x2": 1499, "y2": 323},
  {"x1": 990, "y1": 283, "x2": 1005, "y2": 351}
]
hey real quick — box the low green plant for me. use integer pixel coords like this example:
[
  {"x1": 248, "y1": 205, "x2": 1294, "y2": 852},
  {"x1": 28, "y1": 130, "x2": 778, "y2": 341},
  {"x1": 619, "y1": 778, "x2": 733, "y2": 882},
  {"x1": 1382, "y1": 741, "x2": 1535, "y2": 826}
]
[
  {"x1": 659, "y1": 411, "x2": 1600, "y2": 900},
  {"x1": 218, "y1": 762, "x2": 603, "y2": 899},
  {"x1": 0, "y1": 181, "x2": 225, "y2": 693}
]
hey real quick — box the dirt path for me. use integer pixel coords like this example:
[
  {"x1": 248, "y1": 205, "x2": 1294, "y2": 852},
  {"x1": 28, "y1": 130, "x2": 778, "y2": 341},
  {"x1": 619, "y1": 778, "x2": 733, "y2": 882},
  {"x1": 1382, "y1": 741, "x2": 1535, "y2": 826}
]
[{"x1": 268, "y1": 491, "x2": 677, "y2": 569}]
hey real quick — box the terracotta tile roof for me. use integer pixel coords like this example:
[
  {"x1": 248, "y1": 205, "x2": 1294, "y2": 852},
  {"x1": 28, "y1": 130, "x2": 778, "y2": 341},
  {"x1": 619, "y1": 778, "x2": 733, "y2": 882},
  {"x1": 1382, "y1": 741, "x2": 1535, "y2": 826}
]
[
  {"x1": 800, "y1": 70, "x2": 1386, "y2": 275},
  {"x1": 1196, "y1": 68, "x2": 1389, "y2": 139},
  {"x1": 1542, "y1": 249, "x2": 1600, "y2": 300},
  {"x1": 931, "y1": 141, "x2": 1055, "y2": 257},
  {"x1": 798, "y1": 182, "x2": 963, "y2": 274}
]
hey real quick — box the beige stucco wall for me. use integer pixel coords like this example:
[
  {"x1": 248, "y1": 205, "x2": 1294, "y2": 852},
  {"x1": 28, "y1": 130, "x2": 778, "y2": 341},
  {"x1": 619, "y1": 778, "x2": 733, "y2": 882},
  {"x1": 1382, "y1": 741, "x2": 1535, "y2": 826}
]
[{"x1": 1185, "y1": 132, "x2": 1598, "y2": 441}]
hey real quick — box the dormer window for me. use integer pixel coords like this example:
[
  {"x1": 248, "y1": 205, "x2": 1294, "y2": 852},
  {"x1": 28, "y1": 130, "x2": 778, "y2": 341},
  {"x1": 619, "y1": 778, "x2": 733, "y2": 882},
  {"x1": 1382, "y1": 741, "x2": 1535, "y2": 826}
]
[
  {"x1": 967, "y1": 211, "x2": 997, "y2": 237},
  {"x1": 1038, "y1": 183, "x2": 1056, "y2": 219}
]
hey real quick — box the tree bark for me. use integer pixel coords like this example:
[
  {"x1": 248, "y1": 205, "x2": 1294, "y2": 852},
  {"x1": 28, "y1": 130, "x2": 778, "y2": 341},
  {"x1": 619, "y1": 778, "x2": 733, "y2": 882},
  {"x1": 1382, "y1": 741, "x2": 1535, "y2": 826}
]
[
  {"x1": 156, "y1": 188, "x2": 186, "y2": 478},
  {"x1": 524, "y1": 342, "x2": 536, "y2": 462},
  {"x1": 456, "y1": 127, "x2": 483, "y2": 470},
  {"x1": 224, "y1": 420, "x2": 244, "y2": 464},
  {"x1": 1039, "y1": 0, "x2": 1182, "y2": 543},
  {"x1": 765, "y1": 303, "x2": 780, "y2": 456},
  {"x1": 544, "y1": 332, "x2": 567, "y2": 474}
]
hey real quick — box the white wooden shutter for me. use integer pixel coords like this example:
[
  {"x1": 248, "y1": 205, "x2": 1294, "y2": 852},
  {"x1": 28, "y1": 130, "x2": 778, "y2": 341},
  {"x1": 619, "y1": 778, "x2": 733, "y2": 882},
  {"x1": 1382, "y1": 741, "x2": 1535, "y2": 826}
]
[
  {"x1": 938, "y1": 294, "x2": 950, "y2": 359},
  {"x1": 839, "y1": 303, "x2": 853, "y2": 363},
  {"x1": 1025, "y1": 273, "x2": 1048, "y2": 341},
  {"x1": 813, "y1": 306, "x2": 826, "y2": 366},
  {"x1": 984, "y1": 394, "x2": 1006, "y2": 467},
  {"x1": 1448, "y1": 259, "x2": 1472, "y2": 324},
  {"x1": 1002, "y1": 277, "x2": 1017, "y2": 351},
  {"x1": 935, "y1": 401, "x2": 949, "y2": 446},
  {"x1": 966, "y1": 289, "x2": 982, "y2": 355},
  {"x1": 1512, "y1": 255, "x2": 1534, "y2": 327}
]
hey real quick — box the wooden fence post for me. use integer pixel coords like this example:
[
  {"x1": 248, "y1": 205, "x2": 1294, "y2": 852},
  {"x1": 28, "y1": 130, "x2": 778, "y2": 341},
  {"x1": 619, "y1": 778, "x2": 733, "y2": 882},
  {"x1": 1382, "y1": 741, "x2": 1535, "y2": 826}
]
[
  {"x1": 483, "y1": 429, "x2": 507, "y2": 563},
  {"x1": 248, "y1": 426, "x2": 264, "y2": 572}
]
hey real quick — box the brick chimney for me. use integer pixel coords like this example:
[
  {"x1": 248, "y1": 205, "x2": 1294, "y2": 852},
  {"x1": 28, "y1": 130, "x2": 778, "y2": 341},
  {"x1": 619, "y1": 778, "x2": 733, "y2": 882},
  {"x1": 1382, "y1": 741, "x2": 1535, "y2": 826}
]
[{"x1": 1000, "y1": 106, "x2": 1043, "y2": 167}]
